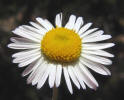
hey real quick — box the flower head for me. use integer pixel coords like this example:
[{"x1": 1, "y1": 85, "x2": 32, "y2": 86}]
[{"x1": 8, "y1": 13, "x2": 114, "y2": 94}]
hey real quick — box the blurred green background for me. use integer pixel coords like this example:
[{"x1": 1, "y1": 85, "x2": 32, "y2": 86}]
[{"x1": 0, "y1": 0, "x2": 124, "y2": 100}]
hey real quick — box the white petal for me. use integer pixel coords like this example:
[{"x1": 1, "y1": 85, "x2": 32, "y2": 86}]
[
  {"x1": 12, "y1": 28, "x2": 41, "y2": 43},
  {"x1": 18, "y1": 54, "x2": 41, "y2": 67},
  {"x1": 63, "y1": 67, "x2": 73, "y2": 94},
  {"x1": 81, "y1": 53, "x2": 112, "y2": 65},
  {"x1": 31, "y1": 66, "x2": 44, "y2": 85},
  {"x1": 77, "y1": 63, "x2": 98, "y2": 90},
  {"x1": 80, "y1": 28, "x2": 98, "y2": 38},
  {"x1": 84, "y1": 30, "x2": 103, "y2": 38},
  {"x1": 83, "y1": 35, "x2": 112, "y2": 43},
  {"x1": 19, "y1": 26, "x2": 42, "y2": 40},
  {"x1": 12, "y1": 48, "x2": 40, "y2": 58},
  {"x1": 22, "y1": 25, "x2": 46, "y2": 35},
  {"x1": 29, "y1": 21, "x2": 48, "y2": 33},
  {"x1": 82, "y1": 43, "x2": 115, "y2": 50},
  {"x1": 79, "y1": 62, "x2": 98, "y2": 88},
  {"x1": 48, "y1": 64, "x2": 56, "y2": 88},
  {"x1": 17, "y1": 26, "x2": 42, "y2": 40},
  {"x1": 72, "y1": 66, "x2": 86, "y2": 89},
  {"x1": 37, "y1": 65, "x2": 51, "y2": 89},
  {"x1": 82, "y1": 49, "x2": 114, "y2": 57},
  {"x1": 44, "y1": 19, "x2": 54, "y2": 28},
  {"x1": 8, "y1": 43, "x2": 40, "y2": 49},
  {"x1": 22, "y1": 60, "x2": 38, "y2": 77},
  {"x1": 78, "y1": 23, "x2": 92, "y2": 35},
  {"x1": 32, "y1": 61, "x2": 48, "y2": 85},
  {"x1": 10, "y1": 37, "x2": 34, "y2": 44},
  {"x1": 65, "y1": 15, "x2": 76, "y2": 30},
  {"x1": 13, "y1": 51, "x2": 41, "y2": 63},
  {"x1": 26, "y1": 58, "x2": 43, "y2": 84},
  {"x1": 68, "y1": 66, "x2": 80, "y2": 89},
  {"x1": 80, "y1": 57, "x2": 111, "y2": 75},
  {"x1": 55, "y1": 64, "x2": 62, "y2": 87},
  {"x1": 36, "y1": 17, "x2": 54, "y2": 30},
  {"x1": 73, "y1": 17, "x2": 83, "y2": 33},
  {"x1": 55, "y1": 13, "x2": 62, "y2": 27}
]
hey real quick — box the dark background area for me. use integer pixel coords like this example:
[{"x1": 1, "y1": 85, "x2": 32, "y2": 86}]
[{"x1": 0, "y1": 0, "x2": 124, "y2": 100}]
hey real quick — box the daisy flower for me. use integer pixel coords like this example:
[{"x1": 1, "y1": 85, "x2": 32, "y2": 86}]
[{"x1": 8, "y1": 13, "x2": 114, "y2": 94}]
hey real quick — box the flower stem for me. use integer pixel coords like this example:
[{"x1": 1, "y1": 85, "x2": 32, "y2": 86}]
[{"x1": 52, "y1": 86, "x2": 58, "y2": 100}]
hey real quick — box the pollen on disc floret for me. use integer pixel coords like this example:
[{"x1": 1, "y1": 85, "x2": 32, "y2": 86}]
[{"x1": 41, "y1": 27, "x2": 82, "y2": 63}]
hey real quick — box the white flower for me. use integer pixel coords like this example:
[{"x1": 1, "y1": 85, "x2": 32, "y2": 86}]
[{"x1": 8, "y1": 13, "x2": 114, "y2": 94}]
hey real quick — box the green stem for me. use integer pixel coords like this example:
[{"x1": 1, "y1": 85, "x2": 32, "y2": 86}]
[{"x1": 52, "y1": 86, "x2": 58, "y2": 100}]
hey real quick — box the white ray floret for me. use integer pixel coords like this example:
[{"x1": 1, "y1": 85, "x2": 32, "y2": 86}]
[
  {"x1": 18, "y1": 54, "x2": 41, "y2": 67},
  {"x1": 65, "y1": 15, "x2": 76, "y2": 30},
  {"x1": 55, "y1": 64, "x2": 62, "y2": 87},
  {"x1": 12, "y1": 48, "x2": 40, "y2": 58},
  {"x1": 68, "y1": 66, "x2": 80, "y2": 89},
  {"x1": 36, "y1": 17, "x2": 54, "y2": 30},
  {"x1": 78, "y1": 23, "x2": 92, "y2": 35},
  {"x1": 10, "y1": 37, "x2": 34, "y2": 44},
  {"x1": 22, "y1": 60, "x2": 38, "y2": 77},
  {"x1": 12, "y1": 29, "x2": 40, "y2": 43},
  {"x1": 83, "y1": 30, "x2": 104, "y2": 38},
  {"x1": 72, "y1": 66, "x2": 86, "y2": 89},
  {"x1": 55, "y1": 13, "x2": 62, "y2": 27},
  {"x1": 48, "y1": 64, "x2": 56, "y2": 88},
  {"x1": 27, "y1": 58, "x2": 43, "y2": 84},
  {"x1": 83, "y1": 35, "x2": 112, "y2": 43},
  {"x1": 63, "y1": 67, "x2": 73, "y2": 94},
  {"x1": 8, "y1": 43, "x2": 40, "y2": 49},
  {"x1": 81, "y1": 53, "x2": 112, "y2": 65},
  {"x1": 82, "y1": 43, "x2": 115, "y2": 50},
  {"x1": 22, "y1": 25, "x2": 46, "y2": 35},
  {"x1": 80, "y1": 57, "x2": 111, "y2": 75},
  {"x1": 37, "y1": 64, "x2": 50, "y2": 89},
  {"x1": 73, "y1": 17, "x2": 83, "y2": 32},
  {"x1": 78, "y1": 63, "x2": 98, "y2": 88},
  {"x1": 32, "y1": 61, "x2": 48, "y2": 85},
  {"x1": 80, "y1": 28, "x2": 98, "y2": 38},
  {"x1": 82, "y1": 49, "x2": 114, "y2": 58},
  {"x1": 13, "y1": 51, "x2": 41, "y2": 63}
]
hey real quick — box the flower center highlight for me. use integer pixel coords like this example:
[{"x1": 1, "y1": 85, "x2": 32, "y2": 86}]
[{"x1": 41, "y1": 27, "x2": 82, "y2": 63}]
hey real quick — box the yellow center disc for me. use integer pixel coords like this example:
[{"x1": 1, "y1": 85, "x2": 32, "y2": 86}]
[{"x1": 41, "y1": 27, "x2": 82, "y2": 63}]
